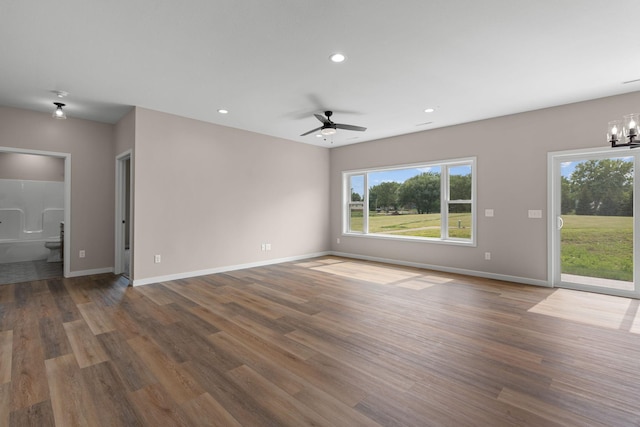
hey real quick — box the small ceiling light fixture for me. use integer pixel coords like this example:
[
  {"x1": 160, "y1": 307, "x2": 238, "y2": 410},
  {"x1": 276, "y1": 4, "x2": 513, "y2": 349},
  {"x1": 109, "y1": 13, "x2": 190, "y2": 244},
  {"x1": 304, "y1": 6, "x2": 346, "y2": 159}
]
[
  {"x1": 424, "y1": 108, "x2": 436, "y2": 113},
  {"x1": 217, "y1": 109, "x2": 229, "y2": 114},
  {"x1": 608, "y1": 113, "x2": 640, "y2": 147},
  {"x1": 52, "y1": 102, "x2": 67, "y2": 120},
  {"x1": 329, "y1": 53, "x2": 346, "y2": 63}
]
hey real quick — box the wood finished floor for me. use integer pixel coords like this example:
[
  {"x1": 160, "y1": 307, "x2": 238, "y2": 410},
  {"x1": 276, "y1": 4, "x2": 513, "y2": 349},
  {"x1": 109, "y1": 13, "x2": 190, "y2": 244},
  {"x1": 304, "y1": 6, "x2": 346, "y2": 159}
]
[{"x1": 0, "y1": 256, "x2": 639, "y2": 426}]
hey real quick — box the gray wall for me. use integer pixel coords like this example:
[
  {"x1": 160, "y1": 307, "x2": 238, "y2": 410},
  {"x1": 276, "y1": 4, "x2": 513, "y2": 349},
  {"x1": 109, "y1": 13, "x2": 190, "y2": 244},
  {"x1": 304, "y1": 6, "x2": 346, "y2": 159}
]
[
  {"x1": 0, "y1": 106, "x2": 115, "y2": 273},
  {"x1": 0, "y1": 152, "x2": 65, "y2": 181},
  {"x1": 132, "y1": 107, "x2": 331, "y2": 282},
  {"x1": 330, "y1": 91, "x2": 640, "y2": 283},
  {"x1": 3, "y1": 90, "x2": 638, "y2": 285}
]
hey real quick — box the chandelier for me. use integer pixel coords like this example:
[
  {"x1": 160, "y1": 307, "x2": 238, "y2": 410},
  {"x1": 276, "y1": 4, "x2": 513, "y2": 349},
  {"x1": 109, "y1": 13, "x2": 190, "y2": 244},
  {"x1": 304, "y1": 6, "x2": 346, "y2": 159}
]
[{"x1": 608, "y1": 113, "x2": 640, "y2": 147}]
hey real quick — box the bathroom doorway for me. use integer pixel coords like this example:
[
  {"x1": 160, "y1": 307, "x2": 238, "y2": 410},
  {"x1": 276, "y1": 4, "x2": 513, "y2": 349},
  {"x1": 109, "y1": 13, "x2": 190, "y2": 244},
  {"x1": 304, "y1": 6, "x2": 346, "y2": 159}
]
[
  {"x1": 0, "y1": 147, "x2": 71, "y2": 285},
  {"x1": 115, "y1": 151, "x2": 132, "y2": 279}
]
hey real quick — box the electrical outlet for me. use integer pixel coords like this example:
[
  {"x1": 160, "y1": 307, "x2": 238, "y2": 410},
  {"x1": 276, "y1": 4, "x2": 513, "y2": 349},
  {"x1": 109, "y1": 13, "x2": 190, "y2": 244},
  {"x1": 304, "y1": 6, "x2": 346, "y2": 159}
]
[
  {"x1": 266, "y1": 243, "x2": 271, "y2": 251},
  {"x1": 261, "y1": 243, "x2": 266, "y2": 251},
  {"x1": 79, "y1": 250, "x2": 85, "y2": 258},
  {"x1": 337, "y1": 238, "x2": 340, "y2": 244},
  {"x1": 154, "y1": 254, "x2": 161, "y2": 263},
  {"x1": 484, "y1": 252, "x2": 491, "y2": 260},
  {"x1": 485, "y1": 209, "x2": 494, "y2": 217}
]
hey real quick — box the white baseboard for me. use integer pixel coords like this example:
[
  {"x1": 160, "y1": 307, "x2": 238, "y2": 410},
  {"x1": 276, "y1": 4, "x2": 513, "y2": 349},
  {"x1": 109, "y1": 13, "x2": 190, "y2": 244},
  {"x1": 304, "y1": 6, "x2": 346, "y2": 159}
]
[
  {"x1": 66, "y1": 267, "x2": 114, "y2": 278},
  {"x1": 329, "y1": 251, "x2": 551, "y2": 288},
  {"x1": 131, "y1": 250, "x2": 549, "y2": 288},
  {"x1": 64, "y1": 251, "x2": 548, "y2": 289},
  {"x1": 131, "y1": 251, "x2": 331, "y2": 286}
]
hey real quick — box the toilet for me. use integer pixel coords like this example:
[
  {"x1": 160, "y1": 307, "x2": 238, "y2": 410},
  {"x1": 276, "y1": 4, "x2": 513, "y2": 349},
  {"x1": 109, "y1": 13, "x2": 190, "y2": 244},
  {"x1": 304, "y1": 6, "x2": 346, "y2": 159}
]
[
  {"x1": 43, "y1": 218, "x2": 64, "y2": 263},
  {"x1": 44, "y1": 237, "x2": 62, "y2": 262}
]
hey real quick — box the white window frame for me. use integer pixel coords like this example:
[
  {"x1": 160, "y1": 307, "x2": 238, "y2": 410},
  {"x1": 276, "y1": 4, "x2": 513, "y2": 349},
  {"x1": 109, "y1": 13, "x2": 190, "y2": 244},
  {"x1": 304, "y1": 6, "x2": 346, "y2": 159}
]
[
  {"x1": 346, "y1": 173, "x2": 367, "y2": 234},
  {"x1": 342, "y1": 157, "x2": 476, "y2": 246}
]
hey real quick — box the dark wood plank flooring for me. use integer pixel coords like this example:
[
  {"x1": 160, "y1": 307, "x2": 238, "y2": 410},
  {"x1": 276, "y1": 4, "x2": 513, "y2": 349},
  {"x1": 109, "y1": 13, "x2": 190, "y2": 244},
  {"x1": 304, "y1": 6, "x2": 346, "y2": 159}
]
[{"x1": 0, "y1": 256, "x2": 639, "y2": 426}]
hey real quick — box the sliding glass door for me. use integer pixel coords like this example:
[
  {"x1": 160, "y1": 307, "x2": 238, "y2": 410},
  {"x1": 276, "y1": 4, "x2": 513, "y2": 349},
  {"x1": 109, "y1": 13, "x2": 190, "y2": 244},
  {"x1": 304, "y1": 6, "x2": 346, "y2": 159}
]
[{"x1": 550, "y1": 148, "x2": 639, "y2": 297}]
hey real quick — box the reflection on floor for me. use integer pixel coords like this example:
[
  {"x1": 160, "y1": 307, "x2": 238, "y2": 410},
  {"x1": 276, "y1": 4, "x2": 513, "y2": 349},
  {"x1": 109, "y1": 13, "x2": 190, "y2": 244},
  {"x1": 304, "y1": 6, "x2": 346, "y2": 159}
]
[
  {"x1": 0, "y1": 260, "x2": 63, "y2": 285},
  {"x1": 528, "y1": 288, "x2": 640, "y2": 330}
]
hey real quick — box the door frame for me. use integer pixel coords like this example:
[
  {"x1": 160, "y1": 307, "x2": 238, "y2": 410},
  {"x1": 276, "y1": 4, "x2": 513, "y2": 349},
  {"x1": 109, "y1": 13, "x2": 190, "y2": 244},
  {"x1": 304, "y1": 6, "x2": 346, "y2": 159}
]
[
  {"x1": 0, "y1": 146, "x2": 71, "y2": 278},
  {"x1": 547, "y1": 146, "x2": 639, "y2": 298},
  {"x1": 114, "y1": 150, "x2": 132, "y2": 277}
]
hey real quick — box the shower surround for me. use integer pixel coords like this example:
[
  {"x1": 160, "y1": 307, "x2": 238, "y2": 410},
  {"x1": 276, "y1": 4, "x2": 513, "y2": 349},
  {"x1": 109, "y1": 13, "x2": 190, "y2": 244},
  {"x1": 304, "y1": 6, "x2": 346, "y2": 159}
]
[{"x1": 0, "y1": 179, "x2": 64, "y2": 263}]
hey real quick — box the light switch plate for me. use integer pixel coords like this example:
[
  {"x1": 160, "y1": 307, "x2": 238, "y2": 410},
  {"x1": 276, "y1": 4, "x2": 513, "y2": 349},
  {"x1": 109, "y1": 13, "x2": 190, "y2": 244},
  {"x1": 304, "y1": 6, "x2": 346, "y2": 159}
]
[
  {"x1": 485, "y1": 209, "x2": 494, "y2": 217},
  {"x1": 528, "y1": 209, "x2": 543, "y2": 219}
]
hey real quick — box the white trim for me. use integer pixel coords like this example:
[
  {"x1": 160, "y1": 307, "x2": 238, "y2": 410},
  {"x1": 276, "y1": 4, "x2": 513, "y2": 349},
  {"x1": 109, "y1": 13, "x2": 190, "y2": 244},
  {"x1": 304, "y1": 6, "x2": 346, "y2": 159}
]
[
  {"x1": 114, "y1": 150, "x2": 132, "y2": 276},
  {"x1": 67, "y1": 267, "x2": 114, "y2": 277},
  {"x1": 63, "y1": 155, "x2": 71, "y2": 278},
  {"x1": 131, "y1": 251, "x2": 331, "y2": 286},
  {"x1": 130, "y1": 249, "x2": 549, "y2": 289},
  {"x1": 0, "y1": 146, "x2": 71, "y2": 278},
  {"x1": 547, "y1": 150, "x2": 558, "y2": 288},
  {"x1": 342, "y1": 156, "x2": 477, "y2": 246},
  {"x1": 331, "y1": 251, "x2": 550, "y2": 287},
  {"x1": 339, "y1": 231, "x2": 475, "y2": 247}
]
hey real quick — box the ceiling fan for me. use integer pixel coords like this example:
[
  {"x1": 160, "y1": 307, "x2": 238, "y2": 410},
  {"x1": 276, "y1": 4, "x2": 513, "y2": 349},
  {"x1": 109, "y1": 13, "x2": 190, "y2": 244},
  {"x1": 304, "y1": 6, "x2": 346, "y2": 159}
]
[{"x1": 300, "y1": 111, "x2": 366, "y2": 136}]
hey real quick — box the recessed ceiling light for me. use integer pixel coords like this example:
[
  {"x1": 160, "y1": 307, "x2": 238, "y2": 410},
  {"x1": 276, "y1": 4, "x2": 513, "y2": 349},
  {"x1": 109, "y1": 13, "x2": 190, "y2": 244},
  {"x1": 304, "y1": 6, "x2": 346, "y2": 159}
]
[
  {"x1": 217, "y1": 109, "x2": 228, "y2": 114},
  {"x1": 51, "y1": 90, "x2": 68, "y2": 98},
  {"x1": 424, "y1": 108, "x2": 435, "y2": 113},
  {"x1": 329, "y1": 53, "x2": 346, "y2": 63}
]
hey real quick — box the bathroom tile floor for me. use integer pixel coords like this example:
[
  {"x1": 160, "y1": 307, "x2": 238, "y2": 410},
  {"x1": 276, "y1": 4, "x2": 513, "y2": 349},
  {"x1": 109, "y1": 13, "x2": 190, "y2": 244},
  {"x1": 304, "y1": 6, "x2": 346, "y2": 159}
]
[{"x1": 0, "y1": 260, "x2": 63, "y2": 285}]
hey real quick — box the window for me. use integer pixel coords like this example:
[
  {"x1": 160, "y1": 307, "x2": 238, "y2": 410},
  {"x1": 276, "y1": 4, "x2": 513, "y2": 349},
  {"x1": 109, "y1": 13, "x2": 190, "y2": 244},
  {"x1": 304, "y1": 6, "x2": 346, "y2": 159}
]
[
  {"x1": 343, "y1": 158, "x2": 476, "y2": 244},
  {"x1": 348, "y1": 174, "x2": 365, "y2": 233}
]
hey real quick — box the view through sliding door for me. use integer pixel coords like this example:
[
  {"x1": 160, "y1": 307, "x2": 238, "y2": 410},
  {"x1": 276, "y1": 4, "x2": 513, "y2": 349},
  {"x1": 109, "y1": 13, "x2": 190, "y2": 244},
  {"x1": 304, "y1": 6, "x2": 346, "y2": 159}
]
[{"x1": 550, "y1": 148, "x2": 639, "y2": 298}]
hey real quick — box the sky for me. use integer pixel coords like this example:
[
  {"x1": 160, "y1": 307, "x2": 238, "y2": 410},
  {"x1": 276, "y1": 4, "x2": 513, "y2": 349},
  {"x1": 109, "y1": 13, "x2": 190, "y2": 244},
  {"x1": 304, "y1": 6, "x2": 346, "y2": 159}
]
[{"x1": 350, "y1": 165, "x2": 472, "y2": 195}]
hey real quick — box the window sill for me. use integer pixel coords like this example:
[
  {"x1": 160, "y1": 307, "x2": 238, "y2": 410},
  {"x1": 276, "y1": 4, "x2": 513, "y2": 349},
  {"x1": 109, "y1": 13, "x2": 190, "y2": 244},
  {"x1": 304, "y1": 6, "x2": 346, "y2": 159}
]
[{"x1": 342, "y1": 232, "x2": 476, "y2": 247}]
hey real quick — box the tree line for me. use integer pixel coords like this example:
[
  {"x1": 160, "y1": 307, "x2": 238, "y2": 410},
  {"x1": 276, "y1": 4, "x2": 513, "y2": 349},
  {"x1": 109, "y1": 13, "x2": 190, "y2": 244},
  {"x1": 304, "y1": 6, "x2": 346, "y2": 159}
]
[
  {"x1": 562, "y1": 159, "x2": 633, "y2": 216},
  {"x1": 351, "y1": 172, "x2": 472, "y2": 214}
]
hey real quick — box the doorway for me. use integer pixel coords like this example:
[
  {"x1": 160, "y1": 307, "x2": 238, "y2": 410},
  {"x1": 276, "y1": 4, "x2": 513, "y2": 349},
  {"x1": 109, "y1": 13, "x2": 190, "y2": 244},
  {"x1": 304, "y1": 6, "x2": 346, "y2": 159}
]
[
  {"x1": 549, "y1": 147, "x2": 638, "y2": 298},
  {"x1": 115, "y1": 151, "x2": 132, "y2": 278},
  {"x1": 0, "y1": 146, "x2": 71, "y2": 283}
]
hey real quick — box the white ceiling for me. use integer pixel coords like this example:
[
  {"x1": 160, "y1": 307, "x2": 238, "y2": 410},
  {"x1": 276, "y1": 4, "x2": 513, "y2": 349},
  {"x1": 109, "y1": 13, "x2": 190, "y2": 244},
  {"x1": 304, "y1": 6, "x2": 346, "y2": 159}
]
[{"x1": 1, "y1": 1, "x2": 640, "y2": 147}]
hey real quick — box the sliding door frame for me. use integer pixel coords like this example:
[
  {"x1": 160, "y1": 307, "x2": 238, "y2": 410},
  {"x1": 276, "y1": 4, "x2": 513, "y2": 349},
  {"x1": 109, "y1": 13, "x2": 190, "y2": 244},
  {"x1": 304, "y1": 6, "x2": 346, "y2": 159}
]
[{"x1": 548, "y1": 146, "x2": 639, "y2": 298}]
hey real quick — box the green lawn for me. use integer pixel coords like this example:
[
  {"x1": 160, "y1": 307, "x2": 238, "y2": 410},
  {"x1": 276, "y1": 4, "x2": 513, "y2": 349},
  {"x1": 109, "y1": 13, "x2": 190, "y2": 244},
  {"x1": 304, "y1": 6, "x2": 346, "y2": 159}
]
[
  {"x1": 561, "y1": 215, "x2": 633, "y2": 282},
  {"x1": 350, "y1": 212, "x2": 472, "y2": 239},
  {"x1": 352, "y1": 212, "x2": 633, "y2": 281}
]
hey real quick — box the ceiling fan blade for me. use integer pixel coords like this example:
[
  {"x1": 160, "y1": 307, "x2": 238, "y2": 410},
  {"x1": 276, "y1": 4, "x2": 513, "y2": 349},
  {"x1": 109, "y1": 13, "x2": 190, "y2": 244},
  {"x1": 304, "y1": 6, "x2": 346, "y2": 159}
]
[
  {"x1": 335, "y1": 123, "x2": 367, "y2": 132},
  {"x1": 300, "y1": 126, "x2": 323, "y2": 136},
  {"x1": 314, "y1": 114, "x2": 329, "y2": 124}
]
